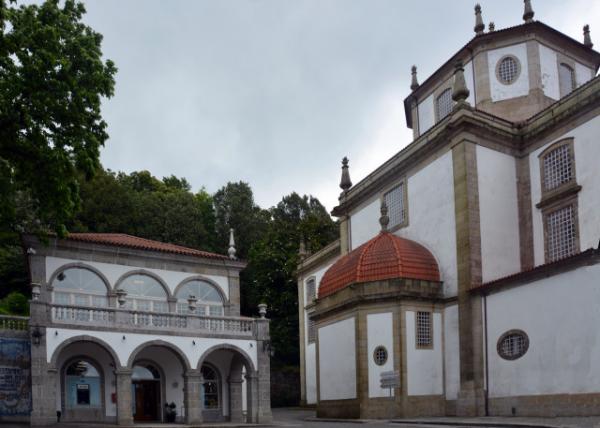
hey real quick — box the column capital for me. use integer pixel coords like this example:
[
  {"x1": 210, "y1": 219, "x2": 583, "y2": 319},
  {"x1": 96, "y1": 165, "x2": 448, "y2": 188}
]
[{"x1": 115, "y1": 368, "x2": 132, "y2": 376}]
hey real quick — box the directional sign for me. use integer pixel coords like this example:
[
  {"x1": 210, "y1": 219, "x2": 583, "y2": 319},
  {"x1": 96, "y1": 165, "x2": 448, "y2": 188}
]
[{"x1": 380, "y1": 370, "x2": 400, "y2": 389}]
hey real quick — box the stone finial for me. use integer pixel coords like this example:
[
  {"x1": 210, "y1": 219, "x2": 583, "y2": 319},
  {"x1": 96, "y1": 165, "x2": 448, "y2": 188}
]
[
  {"x1": 379, "y1": 199, "x2": 389, "y2": 232},
  {"x1": 523, "y1": 0, "x2": 534, "y2": 23},
  {"x1": 299, "y1": 238, "x2": 307, "y2": 260},
  {"x1": 474, "y1": 4, "x2": 485, "y2": 35},
  {"x1": 339, "y1": 157, "x2": 352, "y2": 192},
  {"x1": 410, "y1": 65, "x2": 419, "y2": 91},
  {"x1": 187, "y1": 295, "x2": 197, "y2": 313},
  {"x1": 258, "y1": 303, "x2": 267, "y2": 319},
  {"x1": 452, "y1": 60, "x2": 470, "y2": 104},
  {"x1": 584, "y1": 25, "x2": 593, "y2": 48},
  {"x1": 489, "y1": 22, "x2": 495, "y2": 32},
  {"x1": 228, "y1": 228, "x2": 237, "y2": 259}
]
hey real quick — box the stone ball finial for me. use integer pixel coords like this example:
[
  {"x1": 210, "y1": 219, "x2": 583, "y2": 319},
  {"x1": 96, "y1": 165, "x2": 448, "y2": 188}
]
[
  {"x1": 339, "y1": 157, "x2": 352, "y2": 192},
  {"x1": 489, "y1": 22, "x2": 495, "y2": 32},
  {"x1": 584, "y1": 25, "x2": 594, "y2": 48},
  {"x1": 523, "y1": 0, "x2": 534, "y2": 23},
  {"x1": 474, "y1": 4, "x2": 485, "y2": 35},
  {"x1": 410, "y1": 65, "x2": 419, "y2": 91},
  {"x1": 379, "y1": 199, "x2": 389, "y2": 232},
  {"x1": 452, "y1": 60, "x2": 470, "y2": 104}
]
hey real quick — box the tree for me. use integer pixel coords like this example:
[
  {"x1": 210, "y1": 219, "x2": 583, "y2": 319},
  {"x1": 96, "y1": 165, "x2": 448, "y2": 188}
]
[{"x1": 0, "y1": 0, "x2": 116, "y2": 237}]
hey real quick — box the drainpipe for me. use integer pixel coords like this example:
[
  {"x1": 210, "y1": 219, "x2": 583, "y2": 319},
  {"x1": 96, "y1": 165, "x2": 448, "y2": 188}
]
[{"x1": 483, "y1": 293, "x2": 489, "y2": 416}]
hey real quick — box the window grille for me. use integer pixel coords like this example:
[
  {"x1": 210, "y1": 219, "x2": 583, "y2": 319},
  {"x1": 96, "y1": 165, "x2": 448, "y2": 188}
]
[
  {"x1": 436, "y1": 88, "x2": 453, "y2": 121},
  {"x1": 306, "y1": 278, "x2": 316, "y2": 303},
  {"x1": 543, "y1": 144, "x2": 572, "y2": 191},
  {"x1": 546, "y1": 205, "x2": 577, "y2": 262},
  {"x1": 416, "y1": 311, "x2": 432, "y2": 348},
  {"x1": 559, "y1": 64, "x2": 576, "y2": 97},
  {"x1": 307, "y1": 316, "x2": 316, "y2": 343},
  {"x1": 373, "y1": 346, "x2": 388, "y2": 366},
  {"x1": 384, "y1": 183, "x2": 406, "y2": 229},
  {"x1": 497, "y1": 330, "x2": 529, "y2": 360},
  {"x1": 498, "y1": 56, "x2": 519, "y2": 84}
]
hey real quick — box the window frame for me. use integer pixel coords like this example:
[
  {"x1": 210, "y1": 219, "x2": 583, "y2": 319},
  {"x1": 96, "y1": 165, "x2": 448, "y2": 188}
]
[
  {"x1": 558, "y1": 63, "x2": 576, "y2": 98},
  {"x1": 435, "y1": 87, "x2": 454, "y2": 122},
  {"x1": 373, "y1": 346, "x2": 388, "y2": 366},
  {"x1": 538, "y1": 138, "x2": 577, "y2": 199},
  {"x1": 307, "y1": 312, "x2": 316, "y2": 344},
  {"x1": 415, "y1": 311, "x2": 433, "y2": 350},
  {"x1": 305, "y1": 277, "x2": 317, "y2": 304},
  {"x1": 381, "y1": 179, "x2": 409, "y2": 232},
  {"x1": 542, "y1": 198, "x2": 580, "y2": 263},
  {"x1": 497, "y1": 329, "x2": 529, "y2": 360},
  {"x1": 495, "y1": 55, "x2": 521, "y2": 85}
]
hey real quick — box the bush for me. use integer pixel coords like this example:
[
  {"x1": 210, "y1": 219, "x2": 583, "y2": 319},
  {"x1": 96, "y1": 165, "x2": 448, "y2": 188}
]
[{"x1": 0, "y1": 291, "x2": 29, "y2": 316}]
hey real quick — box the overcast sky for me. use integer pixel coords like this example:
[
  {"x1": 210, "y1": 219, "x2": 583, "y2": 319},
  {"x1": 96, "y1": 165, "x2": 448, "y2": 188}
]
[{"x1": 78, "y1": 0, "x2": 598, "y2": 212}]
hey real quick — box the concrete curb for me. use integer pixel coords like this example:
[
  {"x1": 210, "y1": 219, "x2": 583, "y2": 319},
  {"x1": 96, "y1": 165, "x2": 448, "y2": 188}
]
[
  {"x1": 390, "y1": 420, "x2": 562, "y2": 428},
  {"x1": 305, "y1": 417, "x2": 372, "y2": 424}
]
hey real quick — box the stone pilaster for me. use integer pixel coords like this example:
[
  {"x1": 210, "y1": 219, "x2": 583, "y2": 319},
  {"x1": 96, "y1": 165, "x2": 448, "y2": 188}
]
[
  {"x1": 228, "y1": 375, "x2": 245, "y2": 422},
  {"x1": 30, "y1": 325, "x2": 57, "y2": 426},
  {"x1": 256, "y1": 319, "x2": 273, "y2": 422},
  {"x1": 246, "y1": 372, "x2": 259, "y2": 423},
  {"x1": 183, "y1": 370, "x2": 203, "y2": 424},
  {"x1": 227, "y1": 274, "x2": 241, "y2": 316},
  {"x1": 115, "y1": 369, "x2": 133, "y2": 425},
  {"x1": 340, "y1": 215, "x2": 350, "y2": 255}
]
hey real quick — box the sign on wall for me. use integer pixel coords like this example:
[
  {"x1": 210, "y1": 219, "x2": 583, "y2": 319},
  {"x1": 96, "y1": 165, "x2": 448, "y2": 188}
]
[{"x1": 0, "y1": 338, "x2": 31, "y2": 415}]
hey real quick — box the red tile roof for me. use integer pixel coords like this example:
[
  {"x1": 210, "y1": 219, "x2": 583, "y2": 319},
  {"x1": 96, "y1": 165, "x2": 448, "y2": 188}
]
[
  {"x1": 65, "y1": 233, "x2": 230, "y2": 261},
  {"x1": 319, "y1": 232, "x2": 440, "y2": 298}
]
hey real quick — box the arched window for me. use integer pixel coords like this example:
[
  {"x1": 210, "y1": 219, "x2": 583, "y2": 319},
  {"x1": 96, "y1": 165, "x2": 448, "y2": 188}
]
[
  {"x1": 559, "y1": 63, "x2": 576, "y2": 97},
  {"x1": 436, "y1": 88, "x2": 453, "y2": 121},
  {"x1": 120, "y1": 274, "x2": 168, "y2": 313},
  {"x1": 65, "y1": 360, "x2": 102, "y2": 408},
  {"x1": 176, "y1": 280, "x2": 224, "y2": 316},
  {"x1": 201, "y1": 365, "x2": 220, "y2": 410},
  {"x1": 52, "y1": 267, "x2": 108, "y2": 307},
  {"x1": 132, "y1": 364, "x2": 160, "y2": 380}
]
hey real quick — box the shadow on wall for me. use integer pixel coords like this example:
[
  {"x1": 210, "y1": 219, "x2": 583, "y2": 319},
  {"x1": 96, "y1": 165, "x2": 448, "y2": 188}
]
[{"x1": 271, "y1": 366, "x2": 300, "y2": 407}]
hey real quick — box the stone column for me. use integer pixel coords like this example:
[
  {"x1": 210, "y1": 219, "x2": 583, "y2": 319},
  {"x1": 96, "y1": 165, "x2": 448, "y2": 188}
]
[
  {"x1": 30, "y1": 301, "x2": 56, "y2": 426},
  {"x1": 115, "y1": 369, "x2": 133, "y2": 425},
  {"x1": 245, "y1": 371, "x2": 259, "y2": 423},
  {"x1": 256, "y1": 319, "x2": 273, "y2": 423},
  {"x1": 183, "y1": 370, "x2": 203, "y2": 424},
  {"x1": 229, "y1": 375, "x2": 245, "y2": 423}
]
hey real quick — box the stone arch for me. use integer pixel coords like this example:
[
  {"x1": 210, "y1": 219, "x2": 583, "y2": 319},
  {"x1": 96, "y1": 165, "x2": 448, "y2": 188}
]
[
  {"x1": 50, "y1": 335, "x2": 121, "y2": 370},
  {"x1": 196, "y1": 343, "x2": 256, "y2": 374},
  {"x1": 114, "y1": 269, "x2": 172, "y2": 299},
  {"x1": 47, "y1": 262, "x2": 112, "y2": 293},
  {"x1": 126, "y1": 339, "x2": 191, "y2": 371},
  {"x1": 173, "y1": 275, "x2": 228, "y2": 303},
  {"x1": 59, "y1": 354, "x2": 107, "y2": 421}
]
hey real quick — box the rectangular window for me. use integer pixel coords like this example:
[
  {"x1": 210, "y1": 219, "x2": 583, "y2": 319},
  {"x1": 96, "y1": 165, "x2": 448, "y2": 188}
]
[
  {"x1": 76, "y1": 384, "x2": 90, "y2": 405},
  {"x1": 416, "y1": 311, "x2": 432, "y2": 348},
  {"x1": 543, "y1": 144, "x2": 572, "y2": 191},
  {"x1": 306, "y1": 278, "x2": 316, "y2": 303},
  {"x1": 546, "y1": 204, "x2": 577, "y2": 262},
  {"x1": 384, "y1": 183, "x2": 407, "y2": 229},
  {"x1": 307, "y1": 315, "x2": 316, "y2": 344},
  {"x1": 436, "y1": 88, "x2": 453, "y2": 121}
]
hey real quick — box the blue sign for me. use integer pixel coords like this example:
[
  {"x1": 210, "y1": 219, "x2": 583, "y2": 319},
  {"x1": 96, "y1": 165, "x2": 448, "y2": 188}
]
[{"x1": 0, "y1": 338, "x2": 31, "y2": 415}]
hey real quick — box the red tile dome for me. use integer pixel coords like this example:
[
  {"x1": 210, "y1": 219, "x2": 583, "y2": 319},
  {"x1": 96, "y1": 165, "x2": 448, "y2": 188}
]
[{"x1": 319, "y1": 232, "x2": 440, "y2": 298}]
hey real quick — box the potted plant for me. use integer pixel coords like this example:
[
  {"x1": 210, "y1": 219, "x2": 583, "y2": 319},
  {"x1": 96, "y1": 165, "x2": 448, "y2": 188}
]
[{"x1": 165, "y1": 402, "x2": 177, "y2": 423}]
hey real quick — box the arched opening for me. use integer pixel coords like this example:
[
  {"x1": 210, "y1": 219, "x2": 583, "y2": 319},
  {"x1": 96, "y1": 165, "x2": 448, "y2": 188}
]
[
  {"x1": 119, "y1": 273, "x2": 169, "y2": 326},
  {"x1": 51, "y1": 266, "x2": 109, "y2": 308},
  {"x1": 128, "y1": 342, "x2": 189, "y2": 423},
  {"x1": 175, "y1": 279, "x2": 225, "y2": 316},
  {"x1": 198, "y1": 345, "x2": 257, "y2": 423},
  {"x1": 54, "y1": 340, "x2": 118, "y2": 423}
]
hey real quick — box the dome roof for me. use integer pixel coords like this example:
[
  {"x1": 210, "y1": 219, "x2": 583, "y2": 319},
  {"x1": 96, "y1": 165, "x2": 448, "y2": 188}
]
[{"x1": 319, "y1": 232, "x2": 440, "y2": 298}]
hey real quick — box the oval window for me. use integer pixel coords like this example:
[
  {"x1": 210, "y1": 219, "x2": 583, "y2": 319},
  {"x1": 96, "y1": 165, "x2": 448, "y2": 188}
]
[
  {"x1": 497, "y1": 330, "x2": 529, "y2": 360},
  {"x1": 497, "y1": 56, "x2": 520, "y2": 85},
  {"x1": 373, "y1": 346, "x2": 388, "y2": 366}
]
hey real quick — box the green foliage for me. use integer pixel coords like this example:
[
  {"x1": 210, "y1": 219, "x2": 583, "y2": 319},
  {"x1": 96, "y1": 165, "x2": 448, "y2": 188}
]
[
  {"x1": 0, "y1": 291, "x2": 29, "y2": 316},
  {"x1": 0, "y1": 0, "x2": 116, "y2": 237}
]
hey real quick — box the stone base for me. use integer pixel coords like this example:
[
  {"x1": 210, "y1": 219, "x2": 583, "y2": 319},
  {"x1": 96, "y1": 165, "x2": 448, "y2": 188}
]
[
  {"x1": 489, "y1": 392, "x2": 600, "y2": 417},
  {"x1": 456, "y1": 386, "x2": 486, "y2": 416},
  {"x1": 317, "y1": 399, "x2": 361, "y2": 419}
]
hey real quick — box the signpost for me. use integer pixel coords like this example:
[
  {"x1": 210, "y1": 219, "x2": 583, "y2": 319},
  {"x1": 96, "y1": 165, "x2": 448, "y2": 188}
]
[{"x1": 380, "y1": 370, "x2": 400, "y2": 398}]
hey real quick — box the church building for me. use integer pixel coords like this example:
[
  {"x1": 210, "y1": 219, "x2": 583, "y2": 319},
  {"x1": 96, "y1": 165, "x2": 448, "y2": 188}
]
[{"x1": 298, "y1": 1, "x2": 600, "y2": 418}]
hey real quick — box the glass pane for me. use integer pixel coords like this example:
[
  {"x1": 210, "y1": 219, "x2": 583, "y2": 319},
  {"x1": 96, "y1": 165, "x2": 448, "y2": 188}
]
[
  {"x1": 54, "y1": 292, "x2": 71, "y2": 305},
  {"x1": 121, "y1": 274, "x2": 167, "y2": 298},
  {"x1": 176, "y1": 280, "x2": 223, "y2": 303},
  {"x1": 209, "y1": 306, "x2": 223, "y2": 316},
  {"x1": 74, "y1": 294, "x2": 89, "y2": 306},
  {"x1": 66, "y1": 361, "x2": 100, "y2": 377},
  {"x1": 53, "y1": 268, "x2": 107, "y2": 294},
  {"x1": 132, "y1": 365, "x2": 160, "y2": 380}
]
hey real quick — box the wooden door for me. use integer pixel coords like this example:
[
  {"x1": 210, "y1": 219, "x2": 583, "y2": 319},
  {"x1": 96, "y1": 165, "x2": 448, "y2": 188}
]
[{"x1": 133, "y1": 381, "x2": 160, "y2": 421}]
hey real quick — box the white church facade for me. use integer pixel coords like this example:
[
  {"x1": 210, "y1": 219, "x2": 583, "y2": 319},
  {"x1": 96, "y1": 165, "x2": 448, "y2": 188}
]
[
  {"x1": 21, "y1": 232, "x2": 273, "y2": 425},
  {"x1": 298, "y1": 1, "x2": 600, "y2": 418}
]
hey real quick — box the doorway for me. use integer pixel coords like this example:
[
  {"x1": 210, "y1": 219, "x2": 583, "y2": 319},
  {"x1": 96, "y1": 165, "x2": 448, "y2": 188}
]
[{"x1": 132, "y1": 364, "x2": 161, "y2": 422}]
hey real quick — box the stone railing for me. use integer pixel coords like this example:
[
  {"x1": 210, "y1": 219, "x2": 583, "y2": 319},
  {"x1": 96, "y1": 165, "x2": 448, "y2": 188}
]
[
  {"x1": 0, "y1": 314, "x2": 29, "y2": 331},
  {"x1": 50, "y1": 304, "x2": 256, "y2": 337}
]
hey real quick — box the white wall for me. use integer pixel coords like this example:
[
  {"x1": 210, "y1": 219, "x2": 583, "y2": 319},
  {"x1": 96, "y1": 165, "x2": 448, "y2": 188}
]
[
  {"x1": 486, "y1": 263, "x2": 600, "y2": 397},
  {"x1": 318, "y1": 317, "x2": 356, "y2": 400},
  {"x1": 305, "y1": 344, "x2": 317, "y2": 404},
  {"x1": 477, "y1": 145, "x2": 521, "y2": 282},
  {"x1": 46, "y1": 256, "x2": 229, "y2": 299},
  {"x1": 417, "y1": 94, "x2": 435, "y2": 136},
  {"x1": 540, "y1": 44, "x2": 559, "y2": 100},
  {"x1": 46, "y1": 328, "x2": 258, "y2": 370},
  {"x1": 349, "y1": 198, "x2": 380, "y2": 249},
  {"x1": 443, "y1": 304, "x2": 460, "y2": 400},
  {"x1": 530, "y1": 116, "x2": 600, "y2": 266},
  {"x1": 367, "y1": 312, "x2": 394, "y2": 398},
  {"x1": 405, "y1": 311, "x2": 443, "y2": 396},
  {"x1": 305, "y1": 261, "x2": 335, "y2": 302},
  {"x1": 488, "y1": 43, "x2": 529, "y2": 102},
  {"x1": 575, "y1": 62, "x2": 594, "y2": 87}
]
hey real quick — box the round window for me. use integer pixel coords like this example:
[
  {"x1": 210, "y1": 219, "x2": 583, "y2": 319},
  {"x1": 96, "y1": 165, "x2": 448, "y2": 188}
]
[
  {"x1": 497, "y1": 330, "x2": 529, "y2": 360},
  {"x1": 497, "y1": 56, "x2": 520, "y2": 85},
  {"x1": 373, "y1": 346, "x2": 388, "y2": 366}
]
